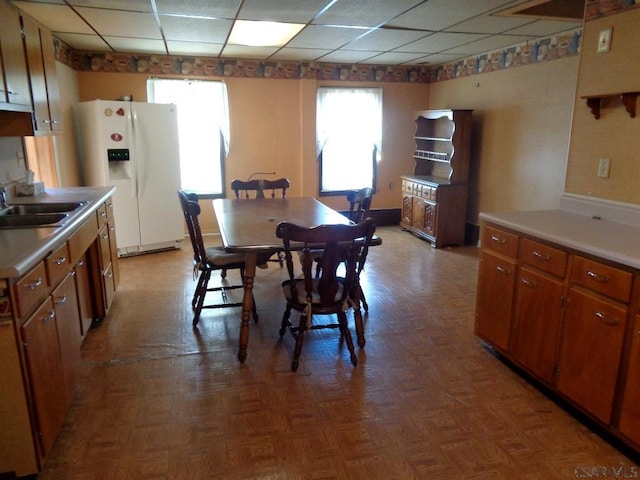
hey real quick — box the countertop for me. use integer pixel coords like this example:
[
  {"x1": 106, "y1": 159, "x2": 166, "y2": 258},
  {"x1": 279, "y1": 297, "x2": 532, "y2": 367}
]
[
  {"x1": 0, "y1": 186, "x2": 115, "y2": 278},
  {"x1": 480, "y1": 209, "x2": 640, "y2": 270}
]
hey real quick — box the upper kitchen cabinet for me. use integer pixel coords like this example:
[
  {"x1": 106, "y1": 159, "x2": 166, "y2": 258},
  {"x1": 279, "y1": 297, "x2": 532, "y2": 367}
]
[
  {"x1": 0, "y1": 0, "x2": 32, "y2": 112},
  {"x1": 21, "y1": 13, "x2": 62, "y2": 134}
]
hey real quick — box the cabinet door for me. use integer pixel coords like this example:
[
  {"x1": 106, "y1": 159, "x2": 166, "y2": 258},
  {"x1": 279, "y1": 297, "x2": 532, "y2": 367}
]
[
  {"x1": 401, "y1": 194, "x2": 412, "y2": 226},
  {"x1": 510, "y1": 267, "x2": 564, "y2": 383},
  {"x1": 412, "y1": 197, "x2": 436, "y2": 238},
  {"x1": 618, "y1": 314, "x2": 640, "y2": 445},
  {"x1": 0, "y1": 1, "x2": 32, "y2": 107},
  {"x1": 556, "y1": 288, "x2": 627, "y2": 424},
  {"x1": 21, "y1": 297, "x2": 65, "y2": 458},
  {"x1": 39, "y1": 27, "x2": 62, "y2": 132},
  {"x1": 474, "y1": 250, "x2": 516, "y2": 351},
  {"x1": 74, "y1": 255, "x2": 94, "y2": 336},
  {"x1": 52, "y1": 273, "x2": 81, "y2": 407},
  {"x1": 21, "y1": 14, "x2": 61, "y2": 133}
]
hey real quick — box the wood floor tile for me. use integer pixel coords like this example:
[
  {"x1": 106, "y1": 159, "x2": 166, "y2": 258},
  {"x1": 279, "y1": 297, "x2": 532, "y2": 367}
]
[{"x1": 36, "y1": 226, "x2": 636, "y2": 479}]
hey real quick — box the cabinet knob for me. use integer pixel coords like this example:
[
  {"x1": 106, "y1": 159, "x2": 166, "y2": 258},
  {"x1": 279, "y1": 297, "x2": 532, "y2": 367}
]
[
  {"x1": 587, "y1": 270, "x2": 609, "y2": 283},
  {"x1": 595, "y1": 311, "x2": 618, "y2": 326},
  {"x1": 54, "y1": 295, "x2": 67, "y2": 305},
  {"x1": 25, "y1": 277, "x2": 43, "y2": 290}
]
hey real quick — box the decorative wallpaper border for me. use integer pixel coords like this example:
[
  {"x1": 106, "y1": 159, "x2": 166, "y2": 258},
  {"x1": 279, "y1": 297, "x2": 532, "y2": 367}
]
[{"x1": 51, "y1": 0, "x2": 637, "y2": 85}]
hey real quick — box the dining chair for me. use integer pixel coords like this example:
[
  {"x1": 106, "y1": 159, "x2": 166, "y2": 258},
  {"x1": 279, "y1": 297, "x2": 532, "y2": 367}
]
[
  {"x1": 228, "y1": 177, "x2": 290, "y2": 271},
  {"x1": 276, "y1": 217, "x2": 376, "y2": 372},
  {"x1": 310, "y1": 187, "x2": 374, "y2": 311},
  {"x1": 178, "y1": 190, "x2": 259, "y2": 327},
  {"x1": 231, "y1": 178, "x2": 290, "y2": 199}
]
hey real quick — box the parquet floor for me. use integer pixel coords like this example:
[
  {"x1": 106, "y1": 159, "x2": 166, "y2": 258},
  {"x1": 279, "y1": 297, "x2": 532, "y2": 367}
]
[{"x1": 37, "y1": 226, "x2": 636, "y2": 479}]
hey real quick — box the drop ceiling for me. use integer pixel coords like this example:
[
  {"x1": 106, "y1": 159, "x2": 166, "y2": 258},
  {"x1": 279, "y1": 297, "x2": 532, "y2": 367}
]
[{"x1": 10, "y1": 0, "x2": 584, "y2": 66}]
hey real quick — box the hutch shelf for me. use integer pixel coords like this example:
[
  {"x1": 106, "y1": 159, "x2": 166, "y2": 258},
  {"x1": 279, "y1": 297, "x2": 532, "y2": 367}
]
[{"x1": 401, "y1": 109, "x2": 472, "y2": 248}]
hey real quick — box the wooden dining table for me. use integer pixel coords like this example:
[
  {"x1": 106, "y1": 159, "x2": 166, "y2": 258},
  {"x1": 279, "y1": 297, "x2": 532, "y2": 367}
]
[{"x1": 212, "y1": 197, "x2": 363, "y2": 362}]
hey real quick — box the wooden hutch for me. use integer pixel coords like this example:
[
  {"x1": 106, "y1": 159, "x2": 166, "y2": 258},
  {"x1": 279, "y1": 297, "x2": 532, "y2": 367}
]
[{"x1": 401, "y1": 109, "x2": 472, "y2": 247}]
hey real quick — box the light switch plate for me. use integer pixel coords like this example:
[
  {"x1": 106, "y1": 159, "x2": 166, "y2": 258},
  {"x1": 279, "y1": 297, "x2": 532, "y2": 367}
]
[{"x1": 598, "y1": 27, "x2": 612, "y2": 53}]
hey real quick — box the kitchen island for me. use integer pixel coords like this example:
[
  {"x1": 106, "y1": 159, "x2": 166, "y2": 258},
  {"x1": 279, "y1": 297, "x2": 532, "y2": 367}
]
[
  {"x1": 475, "y1": 194, "x2": 640, "y2": 455},
  {"x1": 0, "y1": 186, "x2": 118, "y2": 476}
]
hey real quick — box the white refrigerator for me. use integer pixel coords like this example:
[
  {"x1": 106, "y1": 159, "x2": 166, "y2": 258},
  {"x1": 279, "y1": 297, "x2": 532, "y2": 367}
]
[{"x1": 77, "y1": 100, "x2": 184, "y2": 256}]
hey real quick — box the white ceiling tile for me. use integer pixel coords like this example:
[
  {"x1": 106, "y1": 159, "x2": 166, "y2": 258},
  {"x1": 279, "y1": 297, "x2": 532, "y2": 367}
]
[
  {"x1": 11, "y1": 0, "x2": 585, "y2": 66},
  {"x1": 53, "y1": 32, "x2": 113, "y2": 51},
  {"x1": 346, "y1": 28, "x2": 431, "y2": 51},
  {"x1": 445, "y1": 13, "x2": 536, "y2": 34},
  {"x1": 317, "y1": 49, "x2": 380, "y2": 64},
  {"x1": 419, "y1": 53, "x2": 469, "y2": 65},
  {"x1": 361, "y1": 51, "x2": 431, "y2": 65},
  {"x1": 399, "y1": 32, "x2": 489, "y2": 54},
  {"x1": 221, "y1": 45, "x2": 279, "y2": 59},
  {"x1": 166, "y1": 41, "x2": 224, "y2": 56},
  {"x1": 389, "y1": 0, "x2": 524, "y2": 31},
  {"x1": 238, "y1": 0, "x2": 331, "y2": 23},
  {"x1": 76, "y1": 8, "x2": 162, "y2": 39},
  {"x1": 314, "y1": 0, "x2": 423, "y2": 28},
  {"x1": 12, "y1": 2, "x2": 94, "y2": 34},
  {"x1": 270, "y1": 48, "x2": 332, "y2": 61},
  {"x1": 67, "y1": 0, "x2": 153, "y2": 12},
  {"x1": 287, "y1": 25, "x2": 365, "y2": 49},
  {"x1": 104, "y1": 36, "x2": 167, "y2": 54},
  {"x1": 155, "y1": 0, "x2": 241, "y2": 18},
  {"x1": 505, "y1": 19, "x2": 583, "y2": 36},
  {"x1": 160, "y1": 16, "x2": 233, "y2": 43},
  {"x1": 443, "y1": 34, "x2": 536, "y2": 55}
]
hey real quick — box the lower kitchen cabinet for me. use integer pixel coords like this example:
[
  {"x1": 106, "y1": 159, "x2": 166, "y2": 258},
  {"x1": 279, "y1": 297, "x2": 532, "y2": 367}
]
[
  {"x1": 619, "y1": 314, "x2": 640, "y2": 445},
  {"x1": 474, "y1": 250, "x2": 516, "y2": 351},
  {"x1": 21, "y1": 297, "x2": 67, "y2": 458},
  {"x1": 475, "y1": 220, "x2": 640, "y2": 453},
  {"x1": 510, "y1": 267, "x2": 564, "y2": 384},
  {"x1": 0, "y1": 188, "x2": 118, "y2": 476},
  {"x1": 556, "y1": 288, "x2": 627, "y2": 424}
]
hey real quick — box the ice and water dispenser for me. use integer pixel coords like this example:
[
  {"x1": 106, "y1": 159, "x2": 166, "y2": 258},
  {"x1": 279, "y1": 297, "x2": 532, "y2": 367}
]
[{"x1": 107, "y1": 148, "x2": 132, "y2": 180}]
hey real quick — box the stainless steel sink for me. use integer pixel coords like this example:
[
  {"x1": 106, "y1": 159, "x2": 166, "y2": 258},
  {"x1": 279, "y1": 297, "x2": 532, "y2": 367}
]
[
  {"x1": 0, "y1": 213, "x2": 69, "y2": 228},
  {"x1": 3, "y1": 201, "x2": 86, "y2": 215}
]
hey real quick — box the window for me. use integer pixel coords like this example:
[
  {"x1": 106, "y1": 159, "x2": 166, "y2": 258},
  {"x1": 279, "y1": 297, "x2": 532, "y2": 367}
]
[
  {"x1": 316, "y1": 87, "x2": 382, "y2": 195},
  {"x1": 147, "y1": 78, "x2": 229, "y2": 197}
]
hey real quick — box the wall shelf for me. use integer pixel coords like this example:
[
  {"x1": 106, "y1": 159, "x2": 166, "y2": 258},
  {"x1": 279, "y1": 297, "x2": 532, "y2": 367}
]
[{"x1": 582, "y1": 92, "x2": 639, "y2": 119}]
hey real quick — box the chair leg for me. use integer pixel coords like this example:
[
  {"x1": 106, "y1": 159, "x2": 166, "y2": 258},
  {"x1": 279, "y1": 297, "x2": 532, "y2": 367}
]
[
  {"x1": 291, "y1": 313, "x2": 308, "y2": 372},
  {"x1": 192, "y1": 271, "x2": 206, "y2": 309},
  {"x1": 221, "y1": 268, "x2": 227, "y2": 279},
  {"x1": 192, "y1": 270, "x2": 211, "y2": 327},
  {"x1": 359, "y1": 285, "x2": 368, "y2": 312},
  {"x1": 251, "y1": 294, "x2": 259, "y2": 322},
  {"x1": 279, "y1": 305, "x2": 292, "y2": 337},
  {"x1": 338, "y1": 311, "x2": 358, "y2": 366}
]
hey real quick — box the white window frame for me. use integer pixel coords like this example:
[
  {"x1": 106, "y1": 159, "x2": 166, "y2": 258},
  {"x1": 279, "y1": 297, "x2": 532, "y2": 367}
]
[
  {"x1": 316, "y1": 87, "x2": 382, "y2": 195},
  {"x1": 147, "y1": 78, "x2": 230, "y2": 197}
]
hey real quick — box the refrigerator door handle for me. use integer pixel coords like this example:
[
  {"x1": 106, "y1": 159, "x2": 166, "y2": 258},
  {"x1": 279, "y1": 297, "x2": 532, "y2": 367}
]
[{"x1": 132, "y1": 110, "x2": 144, "y2": 200}]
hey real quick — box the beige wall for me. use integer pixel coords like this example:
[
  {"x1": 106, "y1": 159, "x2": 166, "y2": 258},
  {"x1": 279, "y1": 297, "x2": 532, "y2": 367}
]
[
  {"x1": 74, "y1": 71, "x2": 428, "y2": 212},
  {"x1": 428, "y1": 56, "x2": 579, "y2": 223},
  {"x1": 566, "y1": 9, "x2": 640, "y2": 203}
]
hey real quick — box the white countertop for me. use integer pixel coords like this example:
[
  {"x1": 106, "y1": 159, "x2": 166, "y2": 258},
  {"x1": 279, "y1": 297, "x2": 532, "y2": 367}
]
[
  {"x1": 479, "y1": 209, "x2": 640, "y2": 270},
  {"x1": 0, "y1": 186, "x2": 115, "y2": 278}
]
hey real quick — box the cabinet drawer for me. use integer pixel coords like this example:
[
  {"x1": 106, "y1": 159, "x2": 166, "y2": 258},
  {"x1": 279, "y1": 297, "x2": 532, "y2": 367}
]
[
  {"x1": 520, "y1": 238, "x2": 567, "y2": 278},
  {"x1": 68, "y1": 216, "x2": 98, "y2": 265},
  {"x1": 105, "y1": 197, "x2": 115, "y2": 221},
  {"x1": 481, "y1": 225, "x2": 519, "y2": 258},
  {"x1": 14, "y1": 262, "x2": 48, "y2": 319},
  {"x1": 571, "y1": 256, "x2": 633, "y2": 304},
  {"x1": 45, "y1": 243, "x2": 70, "y2": 287},
  {"x1": 96, "y1": 203, "x2": 108, "y2": 227},
  {"x1": 98, "y1": 225, "x2": 111, "y2": 270}
]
